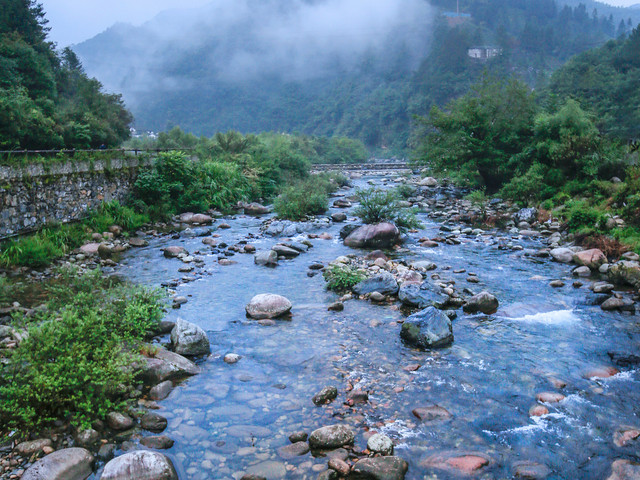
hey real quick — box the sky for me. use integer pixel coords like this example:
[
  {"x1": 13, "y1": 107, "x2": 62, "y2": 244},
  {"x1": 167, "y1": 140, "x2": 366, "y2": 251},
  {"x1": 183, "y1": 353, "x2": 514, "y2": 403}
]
[
  {"x1": 40, "y1": 0, "x2": 640, "y2": 47},
  {"x1": 41, "y1": 0, "x2": 212, "y2": 47}
]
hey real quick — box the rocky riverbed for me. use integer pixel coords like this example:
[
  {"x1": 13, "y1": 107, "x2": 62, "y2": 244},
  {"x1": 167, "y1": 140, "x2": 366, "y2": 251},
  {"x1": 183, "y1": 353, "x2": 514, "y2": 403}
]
[{"x1": 2, "y1": 171, "x2": 640, "y2": 480}]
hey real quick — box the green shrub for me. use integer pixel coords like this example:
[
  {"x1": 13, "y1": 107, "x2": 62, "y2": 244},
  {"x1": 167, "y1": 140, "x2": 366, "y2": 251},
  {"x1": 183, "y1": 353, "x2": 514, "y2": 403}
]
[
  {"x1": 323, "y1": 265, "x2": 367, "y2": 292},
  {"x1": 274, "y1": 177, "x2": 329, "y2": 220},
  {"x1": 354, "y1": 188, "x2": 421, "y2": 232},
  {"x1": 564, "y1": 201, "x2": 603, "y2": 231},
  {"x1": 500, "y1": 163, "x2": 546, "y2": 205},
  {"x1": 0, "y1": 269, "x2": 164, "y2": 431},
  {"x1": 395, "y1": 184, "x2": 417, "y2": 199}
]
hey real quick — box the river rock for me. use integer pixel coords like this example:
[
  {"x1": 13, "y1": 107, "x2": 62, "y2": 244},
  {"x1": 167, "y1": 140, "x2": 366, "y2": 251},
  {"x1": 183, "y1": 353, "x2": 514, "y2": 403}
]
[
  {"x1": 512, "y1": 461, "x2": 551, "y2": 479},
  {"x1": 313, "y1": 386, "x2": 338, "y2": 405},
  {"x1": 344, "y1": 223, "x2": 400, "y2": 249},
  {"x1": 514, "y1": 208, "x2": 537, "y2": 224},
  {"x1": 309, "y1": 425, "x2": 355, "y2": 450},
  {"x1": 245, "y1": 461, "x2": 286, "y2": 479},
  {"x1": 398, "y1": 283, "x2": 447, "y2": 309},
  {"x1": 614, "y1": 427, "x2": 640, "y2": 447},
  {"x1": 101, "y1": 451, "x2": 178, "y2": 480},
  {"x1": 419, "y1": 177, "x2": 438, "y2": 187},
  {"x1": 331, "y1": 212, "x2": 347, "y2": 222},
  {"x1": 255, "y1": 250, "x2": 279, "y2": 267},
  {"x1": 550, "y1": 248, "x2": 574, "y2": 263},
  {"x1": 129, "y1": 237, "x2": 148, "y2": 248},
  {"x1": 277, "y1": 442, "x2": 310, "y2": 459},
  {"x1": 463, "y1": 291, "x2": 499, "y2": 314},
  {"x1": 400, "y1": 307, "x2": 453, "y2": 349},
  {"x1": 246, "y1": 294, "x2": 292, "y2": 319},
  {"x1": 140, "y1": 347, "x2": 200, "y2": 384},
  {"x1": 106, "y1": 412, "x2": 134, "y2": 431},
  {"x1": 536, "y1": 392, "x2": 565, "y2": 403},
  {"x1": 333, "y1": 199, "x2": 352, "y2": 208},
  {"x1": 141, "y1": 413, "x2": 167, "y2": 433},
  {"x1": 140, "y1": 436, "x2": 174, "y2": 450},
  {"x1": 16, "y1": 439, "x2": 53, "y2": 456},
  {"x1": 353, "y1": 272, "x2": 399, "y2": 295},
  {"x1": 75, "y1": 429, "x2": 99, "y2": 448},
  {"x1": 170, "y1": 318, "x2": 210, "y2": 356},
  {"x1": 351, "y1": 456, "x2": 409, "y2": 480},
  {"x1": 22, "y1": 448, "x2": 93, "y2": 480},
  {"x1": 412, "y1": 405, "x2": 452, "y2": 422},
  {"x1": 608, "y1": 261, "x2": 640, "y2": 288},
  {"x1": 573, "y1": 249, "x2": 607, "y2": 270},
  {"x1": 80, "y1": 242, "x2": 100, "y2": 255},
  {"x1": 328, "y1": 458, "x2": 350, "y2": 476},
  {"x1": 573, "y1": 266, "x2": 591, "y2": 277},
  {"x1": 367, "y1": 434, "x2": 394, "y2": 456},
  {"x1": 150, "y1": 380, "x2": 173, "y2": 400},
  {"x1": 272, "y1": 245, "x2": 300, "y2": 258},
  {"x1": 244, "y1": 203, "x2": 270, "y2": 215},
  {"x1": 421, "y1": 452, "x2": 491, "y2": 475},
  {"x1": 163, "y1": 246, "x2": 187, "y2": 258},
  {"x1": 607, "y1": 459, "x2": 640, "y2": 480},
  {"x1": 601, "y1": 297, "x2": 636, "y2": 312}
]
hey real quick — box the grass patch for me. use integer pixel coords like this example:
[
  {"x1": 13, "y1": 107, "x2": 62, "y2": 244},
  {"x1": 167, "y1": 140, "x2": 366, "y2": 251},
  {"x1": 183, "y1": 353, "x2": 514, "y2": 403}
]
[
  {"x1": 273, "y1": 172, "x2": 346, "y2": 221},
  {"x1": 0, "y1": 201, "x2": 149, "y2": 268},
  {"x1": 354, "y1": 187, "x2": 421, "y2": 232},
  {"x1": 323, "y1": 264, "x2": 367, "y2": 292},
  {"x1": 0, "y1": 268, "x2": 165, "y2": 433}
]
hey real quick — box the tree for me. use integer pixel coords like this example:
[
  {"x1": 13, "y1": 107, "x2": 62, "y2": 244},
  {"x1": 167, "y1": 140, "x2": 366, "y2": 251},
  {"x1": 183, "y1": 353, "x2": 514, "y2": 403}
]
[{"x1": 413, "y1": 75, "x2": 537, "y2": 191}]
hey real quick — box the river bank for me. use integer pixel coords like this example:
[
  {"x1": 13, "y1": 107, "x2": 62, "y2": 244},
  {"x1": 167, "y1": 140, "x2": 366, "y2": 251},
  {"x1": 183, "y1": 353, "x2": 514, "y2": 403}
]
[{"x1": 2, "y1": 170, "x2": 639, "y2": 480}]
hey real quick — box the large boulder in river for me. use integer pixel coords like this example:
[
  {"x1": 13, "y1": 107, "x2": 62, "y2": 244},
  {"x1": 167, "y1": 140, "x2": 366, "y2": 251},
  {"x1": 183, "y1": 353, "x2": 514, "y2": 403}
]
[
  {"x1": 353, "y1": 272, "x2": 399, "y2": 296},
  {"x1": 400, "y1": 307, "x2": 453, "y2": 349},
  {"x1": 254, "y1": 250, "x2": 278, "y2": 267},
  {"x1": 244, "y1": 203, "x2": 270, "y2": 215},
  {"x1": 101, "y1": 451, "x2": 178, "y2": 480},
  {"x1": 351, "y1": 456, "x2": 409, "y2": 480},
  {"x1": 573, "y1": 248, "x2": 606, "y2": 270},
  {"x1": 170, "y1": 318, "x2": 210, "y2": 356},
  {"x1": 607, "y1": 459, "x2": 640, "y2": 480},
  {"x1": 309, "y1": 425, "x2": 355, "y2": 450},
  {"x1": 550, "y1": 248, "x2": 574, "y2": 263},
  {"x1": 246, "y1": 294, "x2": 292, "y2": 319},
  {"x1": 608, "y1": 261, "x2": 640, "y2": 289},
  {"x1": 399, "y1": 283, "x2": 447, "y2": 309},
  {"x1": 514, "y1": 207, "x2": 537, "y2": 224},
  {"x1": 344, "y1": 223, "x2": 400, "y2": 249},
  {"x1": 463, "y1": 291, "x2": 499, "y2": 314},
  {"x1": 22, "y1": 448, "x2": 93, "y2": 480},
  {"x1": 140, "y1": 347, "x2": 200, "y2": 385}
]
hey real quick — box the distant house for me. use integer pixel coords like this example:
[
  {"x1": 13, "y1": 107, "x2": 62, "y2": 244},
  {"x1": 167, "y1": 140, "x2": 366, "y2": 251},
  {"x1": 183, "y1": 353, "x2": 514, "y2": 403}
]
[
  {"x1": 467, "y1": 46, "x2": 502, "y2": 60},
  {"x1": 443, "y1": 11, "x2": 471, "y2": 27}
]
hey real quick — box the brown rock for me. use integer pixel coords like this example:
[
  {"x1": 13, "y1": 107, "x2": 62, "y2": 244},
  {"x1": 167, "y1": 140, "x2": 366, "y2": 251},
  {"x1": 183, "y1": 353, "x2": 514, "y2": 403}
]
[
  {"x1": 412, "y1": 405, "x2": 452, "y2": 422},
  {"x1": 614, "y1": 427, "x2": 640, "y2": 447},
  {"x1": 535, "y1": 392, "x2": 565, "y2": 403},
  {"x1": 584, "y1": 366, "x2": 620, "y2": 379},
  {"x1": 529, "y1": 405, "x2": 549, "y2": 417}
]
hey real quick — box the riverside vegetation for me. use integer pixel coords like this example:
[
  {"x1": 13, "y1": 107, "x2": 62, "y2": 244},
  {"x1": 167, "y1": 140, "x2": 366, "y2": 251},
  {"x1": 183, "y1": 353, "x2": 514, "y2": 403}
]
[{"x1": 0, "y1": 268, "x2": 165, "y2": 433}]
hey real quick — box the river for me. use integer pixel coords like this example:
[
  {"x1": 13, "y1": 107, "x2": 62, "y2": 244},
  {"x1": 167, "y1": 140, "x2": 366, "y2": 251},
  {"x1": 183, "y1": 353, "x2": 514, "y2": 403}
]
[{"x1": 101, "y1": 173, "x2": 639, "y2": 479}]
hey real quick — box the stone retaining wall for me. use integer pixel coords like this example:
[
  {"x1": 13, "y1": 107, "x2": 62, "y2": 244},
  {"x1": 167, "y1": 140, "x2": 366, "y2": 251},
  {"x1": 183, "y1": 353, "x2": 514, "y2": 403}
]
[{"x1": 0, "y1": 157, "x2": 151, "y2": 238}]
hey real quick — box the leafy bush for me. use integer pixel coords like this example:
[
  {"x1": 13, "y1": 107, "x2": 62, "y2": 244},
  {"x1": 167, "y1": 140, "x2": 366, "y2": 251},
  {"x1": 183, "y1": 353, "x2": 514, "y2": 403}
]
[
  {"x1": 134, "y1": 151, "x2": 252, "y2": 215},
  {"x1": 0, "y1": 269, "x2": 165, "y2": 431},
  {"x1": 323, "y1": 265, "x2": 367, "y2": 292},
  {"x1": 395, "y1": 184, "x2": 417, "y2": 199},
  {"x1": 354, "y1": 188, "x2": 421, "y2": 232},
  {"x1": 564, "y1": 201, "x2": 603, "y2": 232},
  {"x1": 274, "y1": 177, "x2": 329, "y2": 220}
]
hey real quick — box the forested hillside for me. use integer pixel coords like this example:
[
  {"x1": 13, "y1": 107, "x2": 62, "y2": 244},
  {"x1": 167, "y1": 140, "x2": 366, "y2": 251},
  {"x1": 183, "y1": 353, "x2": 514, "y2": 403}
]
[
  {"x1": 0, "y1": 0, "x2": 132, "y2": 150},
  {"x1": 75, "y1": 0, "x2": 638, "y2": 153},
  {"x1": 547, "y1": 26, "x2": 640, "y2": 139}
]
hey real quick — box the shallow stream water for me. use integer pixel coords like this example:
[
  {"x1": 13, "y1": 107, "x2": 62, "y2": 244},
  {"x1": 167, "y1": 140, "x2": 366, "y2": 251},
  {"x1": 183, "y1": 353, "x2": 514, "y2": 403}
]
[{"x1": 99, "y1": 174, "x2": 639, "y2": 479}]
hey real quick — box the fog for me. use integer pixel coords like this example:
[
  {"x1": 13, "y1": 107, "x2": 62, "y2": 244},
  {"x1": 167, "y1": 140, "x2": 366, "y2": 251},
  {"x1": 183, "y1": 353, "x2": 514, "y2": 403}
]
[{"x1": 75, "y1": 0, "x2": 433, "y2": 97}]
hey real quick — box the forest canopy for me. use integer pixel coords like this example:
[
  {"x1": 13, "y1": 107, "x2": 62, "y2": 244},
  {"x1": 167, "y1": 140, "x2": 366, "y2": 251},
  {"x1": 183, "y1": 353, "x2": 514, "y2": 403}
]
[{"x1": 0, "y1": 0, "x2": 132, "y2": 150}]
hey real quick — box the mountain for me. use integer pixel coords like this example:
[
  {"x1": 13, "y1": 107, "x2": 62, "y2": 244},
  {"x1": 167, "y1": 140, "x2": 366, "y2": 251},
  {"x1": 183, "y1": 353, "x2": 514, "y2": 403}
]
[{"x1": 74, "y1": 0, "x2": 638, "y2": 152}]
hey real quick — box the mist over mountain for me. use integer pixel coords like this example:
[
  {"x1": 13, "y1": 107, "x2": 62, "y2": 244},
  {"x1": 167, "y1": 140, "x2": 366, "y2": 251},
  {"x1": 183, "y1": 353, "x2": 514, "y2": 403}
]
[{"x1": 74, "y1": 0, "x2": 638, "y2": 152}]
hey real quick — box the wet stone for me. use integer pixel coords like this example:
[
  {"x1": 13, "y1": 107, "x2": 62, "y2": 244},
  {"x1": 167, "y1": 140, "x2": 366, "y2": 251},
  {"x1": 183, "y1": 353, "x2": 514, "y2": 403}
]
[
  {"x1": 106, "y1": 412, "x2": 134, "y2": 431},
  {"x1": 367, "y1": 433, "x2": 394, "y2": 456},
  {"x1": 140, "y1": 435, "x2": 174, "y2": 450},
  {"x1": 614, "y1": 427, "x2": 640, "y2": 447},
  {"x1": 412, "y1": 405, "x2": 452, "y2": 422},
  {"x1": 352, "y1": 456, "x2": 409, "y2": 480},
  {"x1": 535, "y1": 392, "x2": 565, "y2": 403},
  {"x1": 513, "y1": 461, "x2": 551, "y2": 479},
  {"x1": 289, "y1": 431, "x2": 308, "y2": 443},
  {"x1": 328, "y1": 458, "x2": 350, "y2": 476},
  {"x1": 607, "y1": 459, "x2": 640, "y2": 480},
  {"x1": 313, "y1": 386, "x2": 338, "y2": 405},
  {"x1": 141, "y1": 412, "x2": 167, "y2": 433},
  {"x1": 150, "y1": 380, "x2": 173, "y2": 401},
  {"x1": 309, "y1": 425, "x2": 355, "y2": 450},
  {"x1": 277, "y1": 441, "x2": 310, "y2": 459}
]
